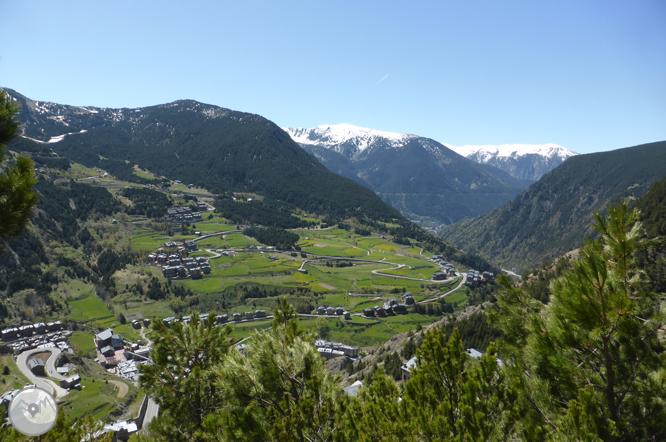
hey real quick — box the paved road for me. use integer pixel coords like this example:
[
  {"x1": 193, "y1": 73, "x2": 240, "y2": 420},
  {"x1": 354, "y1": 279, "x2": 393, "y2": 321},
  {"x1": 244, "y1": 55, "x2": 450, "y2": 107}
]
[
  {"x1": 16, "y1": 348, "x2": 69, "y2": 398},
  {"x1": 418, "y1": 273, "x2": 467, "y2": 304},
  {"x1": 142, "y1": 397, "x2": 160, "y2": 433}
]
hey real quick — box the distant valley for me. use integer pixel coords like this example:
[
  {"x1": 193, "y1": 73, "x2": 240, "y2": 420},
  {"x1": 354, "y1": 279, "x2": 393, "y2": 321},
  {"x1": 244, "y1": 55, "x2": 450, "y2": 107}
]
[
  {"x1": 286, "y1": 124, "x2": 542, "y2": 229},
  {"x1": 441, "y1": 140, "x2": 666, "y2": 272}
]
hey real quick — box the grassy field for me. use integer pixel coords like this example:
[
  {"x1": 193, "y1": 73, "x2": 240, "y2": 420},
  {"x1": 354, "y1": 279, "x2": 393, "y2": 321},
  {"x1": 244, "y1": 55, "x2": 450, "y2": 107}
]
[
  {"x1": 69, "y1": 331, "x2": 96, "y2": 352},
  {"x1": 108, "y1": 203, "x2": 472, "y2": 349},
  {"x1": 68, "y1": 293, "x2": 114, "y2": 322},
  {"x1": 0, "y1": 355, "x2": 33, "y2": 394}
]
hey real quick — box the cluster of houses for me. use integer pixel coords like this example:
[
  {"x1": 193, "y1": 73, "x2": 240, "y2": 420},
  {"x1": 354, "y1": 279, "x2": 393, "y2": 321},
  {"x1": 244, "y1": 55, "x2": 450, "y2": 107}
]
[
  {"x1": 166, "y1": 206, "x2": 204, "y2": 223},
  {"x1": 363, "y1": 295, "x2": 413, "y2": 318},
  {"x1": 464, "y1": 269, "x2": 495, "y2": 288},
  {"x1": 95, "y1": 329, "x2": 153, "y2": 378},
  {"x1": 160, "y1": 310, "x2": 269, "y2": 328},
  {"x1": 315, "y1": 340, "x2": 359, "y2": 360},
  {"x1": 161, "y1": 239, "x2": 198, "y2": 252},
  {"x1": 131, "y1": 318, "x2": 152, "y2": 329},
  {"x1": 147, "y1": 253, "x2": 211, "y2": 280},
  {"x1": 0, "y1": 322, "x2": 68, "y2": 354},
  {"x1": 316, "y1": 306, "x2": 351, "y2": 319},
  {"x1": 430, "y1": 255, "x2": 457, "y2": 280}
]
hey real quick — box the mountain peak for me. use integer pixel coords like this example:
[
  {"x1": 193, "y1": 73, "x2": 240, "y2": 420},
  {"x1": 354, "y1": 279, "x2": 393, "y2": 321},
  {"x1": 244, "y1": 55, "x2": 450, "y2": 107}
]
[
  {"x1": 284, "y1": 123, "x2": 415, "y2": 153},
  {"x1": 447, "y1": 143, "x2": 577, "y2": 161},
  {"x1": 446, "y1": 143, "x2": 578, "y2": 181}
]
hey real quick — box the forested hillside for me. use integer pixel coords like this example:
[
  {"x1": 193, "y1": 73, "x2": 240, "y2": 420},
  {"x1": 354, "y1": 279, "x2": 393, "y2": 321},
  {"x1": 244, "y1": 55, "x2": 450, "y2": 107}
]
[
  {"x1": 5, "y1": 89, "x2": 403, "y2": 225},
  {"x1": 441, "y1": 141, "x2": 666, "y2": 271}
]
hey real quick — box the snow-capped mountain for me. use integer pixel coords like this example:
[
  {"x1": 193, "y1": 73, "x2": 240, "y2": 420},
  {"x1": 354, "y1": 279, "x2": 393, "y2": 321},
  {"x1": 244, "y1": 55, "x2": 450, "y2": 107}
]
[
  {"x1": 285, "y1": 124, "x2": 531, "y2": 229},
  {"x1": 285, "y1": 124, "x2": 417, "y2": 157},
  {"x1": 446, "y1": 143, "x2": 578, "y2": 181}
]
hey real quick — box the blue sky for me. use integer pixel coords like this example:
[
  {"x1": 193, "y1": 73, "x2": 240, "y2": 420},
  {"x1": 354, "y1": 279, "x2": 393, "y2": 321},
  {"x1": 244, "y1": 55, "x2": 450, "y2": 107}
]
[{"x1": 1, "y1": 0, "x2": 664, "y2": 154}]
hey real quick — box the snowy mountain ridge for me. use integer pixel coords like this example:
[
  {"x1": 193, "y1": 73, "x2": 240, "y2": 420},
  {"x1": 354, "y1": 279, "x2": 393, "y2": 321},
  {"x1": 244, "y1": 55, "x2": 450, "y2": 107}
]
[
  {"x1": 447, "y1": 143, "x2": 577, "y2": 162},
  {"x1": 284, "y1": 123, "x2": 415, "y2": 153}
]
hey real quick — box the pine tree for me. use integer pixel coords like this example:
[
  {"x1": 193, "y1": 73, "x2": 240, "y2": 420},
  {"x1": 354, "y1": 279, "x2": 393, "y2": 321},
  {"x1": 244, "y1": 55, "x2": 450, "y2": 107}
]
[
  {"x1": 0, "y1": 90, "x2": 38, "y2": 254},
  {"x1": 492, "y1": 201, "x2": 666, "y2": 441},
  {"x1": 138, "y1": 312, "x2": 233, "y2": 441}
]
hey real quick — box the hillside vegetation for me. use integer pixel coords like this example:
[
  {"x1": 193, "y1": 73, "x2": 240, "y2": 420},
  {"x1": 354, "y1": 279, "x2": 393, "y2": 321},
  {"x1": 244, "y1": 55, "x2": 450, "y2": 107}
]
[
  {"x1": 6, "y1": 89, "x2": 402, "y2": 225},
  {"x1": 441, "y1": 141, "x2": 666, "y2": 272}
]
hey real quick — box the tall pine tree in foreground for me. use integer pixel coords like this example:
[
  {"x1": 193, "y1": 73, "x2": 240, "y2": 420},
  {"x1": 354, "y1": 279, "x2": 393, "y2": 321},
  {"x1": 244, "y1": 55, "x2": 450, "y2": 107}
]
[{"x1": 491, "y1": 201, "x2": 666, "y2": 441}]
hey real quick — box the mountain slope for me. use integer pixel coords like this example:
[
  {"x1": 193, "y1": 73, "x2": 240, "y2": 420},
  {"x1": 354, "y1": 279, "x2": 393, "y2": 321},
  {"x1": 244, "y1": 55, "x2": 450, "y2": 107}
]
[
  {"x1": 447, "y1": 143, "x2": 577, "y2": 181},
  {"x1": 285, "y1": 124, "x2": 531, "y2": 228},
  {"x1": 440, "y1": 141, "x2": 666, "y2": 272},
  {"x1": 4, "y1": 89, "x2": 403, "y2": 224}
]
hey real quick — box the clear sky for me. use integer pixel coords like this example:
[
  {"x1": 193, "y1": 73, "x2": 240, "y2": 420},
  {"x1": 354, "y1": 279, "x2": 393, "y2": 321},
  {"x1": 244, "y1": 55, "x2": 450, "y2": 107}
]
[{"x1": 1, "y1": 0, "x2": 664, "y2": 154}]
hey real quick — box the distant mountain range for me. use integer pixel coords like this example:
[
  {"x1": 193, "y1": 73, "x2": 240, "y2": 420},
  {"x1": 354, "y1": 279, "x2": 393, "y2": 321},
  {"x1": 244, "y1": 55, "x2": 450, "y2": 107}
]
[
  {"x1": 285, "y1": 124, "x2": 532, "y2": 228},
  {"x1": 3, "y1": 89, "x2": 403, "y2": 224},
  {"x1": 440, "y1": 141, "x2": 666, "y2": 272},
  {"x1": 447, "y1": 143, "x2": 577, "y2": 181}
]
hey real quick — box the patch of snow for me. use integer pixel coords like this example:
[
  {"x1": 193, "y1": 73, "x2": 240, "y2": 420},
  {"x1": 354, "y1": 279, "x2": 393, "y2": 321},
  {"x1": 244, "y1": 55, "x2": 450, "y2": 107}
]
[{"x1": 43, "y1": 129, "x2": 89, "y2": 144}]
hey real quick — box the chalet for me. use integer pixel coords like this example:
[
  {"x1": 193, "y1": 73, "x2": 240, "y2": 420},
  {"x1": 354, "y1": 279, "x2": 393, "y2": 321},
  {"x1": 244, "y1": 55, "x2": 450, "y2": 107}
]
[
  {"x1": 201, "y1": 265, "x2": 211, "y2": 274},
  {"x1": 18, "y1": 325, "x2": 34, "y2": 337},
  {"x1": 374, "y1": 306, "x2": 387, "y2": 317},
  {"x1": 143, "y1": 318, "x2": 151, "y2": 327},
  {"x1": 100, "y1": 346, "x2": 116, "y2": 357},
  {"x1": 363, "y1": 308, "x2": 375, "y2": 317},
  {"x1": 60, "y1": 375, "x2": 82, "y2": 389},
  {"x1": 233, "y1": 313, "x2": 242, "y2": 321},
  {"x1": 401, "y1": 356, "x2": 418, "y2": 382},
  {"x1": 255, "y1": 310, "x2": 267, "y2": 318},
  {"x1": 1, "y1": 327, "x2": 19, "y2": 341},
  {"x1": 34, "y1": 323, "x2": 46, "y2": 335},
  {"x1": 28, "y1": 358, "x2": 45, "y2": 375},
  {"x1": 432, "y1": 271, "x2": 448, "y2": 281},
  {"x1": 343, "y1": 311, "x2": 351, "y2": 320},
  {"x1": 326, "y1": 307, "x2": 335, "y2": 315},
  {"x1": 162, "y1": 266, "x2": 178, "y2": 278},
  {"x1": 131, "y1": 320, "x2": 141, "y2": 330},
  {"x1": 190, "y1": 268, "x2": 203, "y2": 279},
  {"x1": 335, "y1": 307, "x2": 344, "y2": 315},
  {"x1": 216, "y1": 314, "x2": 228, "y2": 324},
  {"x1": 96, "y1": 329, "x2": 113, "y2": 349},
  {"x1": 177, "y1": 266, "x2": 188, "y2": 278},
  {"x1": 317, "y1": 306, "x2": 326, "y2": 315},
  {"x1": 245, "y1": 311, "x2": 254, "y2": 320},
  {"x1": 403, "y1": 294, "x2": 415, "y2": 305}
]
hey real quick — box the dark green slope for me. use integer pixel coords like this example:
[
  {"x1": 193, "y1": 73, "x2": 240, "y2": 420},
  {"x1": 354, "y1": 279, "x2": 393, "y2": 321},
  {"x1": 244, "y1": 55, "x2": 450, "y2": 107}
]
[
  {"x1": 5, "y1": 89, "x2": 403, "y2": 223},
  {"x1": 298, "y1": 133, "x2": 530, "y2": 227},
  {"x1": 634, "y1": 176, "x2": 666, "y2": 295},
  {"x1": 441, "y1": 141, "x2": 666, "y2": 272}
]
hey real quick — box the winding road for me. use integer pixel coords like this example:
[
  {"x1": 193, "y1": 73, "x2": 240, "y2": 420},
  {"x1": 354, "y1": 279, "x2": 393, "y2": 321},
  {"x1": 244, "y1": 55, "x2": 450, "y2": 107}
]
[{"x1": 16, "y1": 348, "x2": 69, "y2": 398}]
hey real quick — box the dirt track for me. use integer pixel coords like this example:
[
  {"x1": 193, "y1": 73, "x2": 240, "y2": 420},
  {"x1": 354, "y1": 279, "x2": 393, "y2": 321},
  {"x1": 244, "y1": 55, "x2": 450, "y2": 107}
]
[{"x1": 109, "y1": 380, "x2": 129, "y2": 398}]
